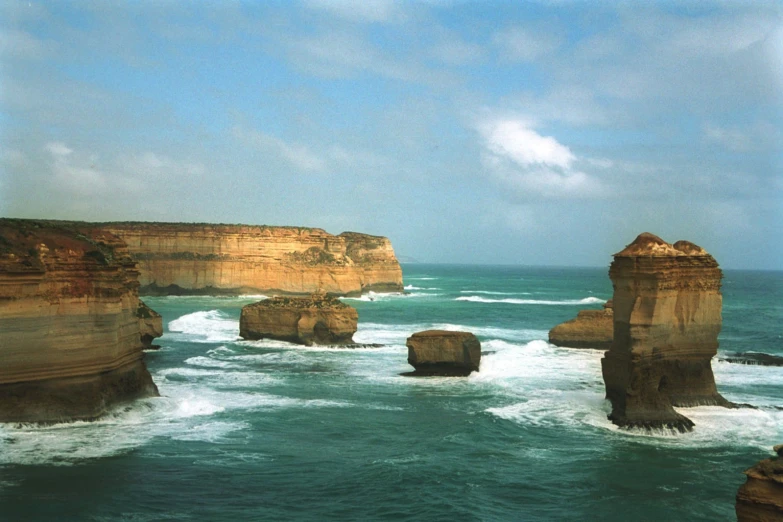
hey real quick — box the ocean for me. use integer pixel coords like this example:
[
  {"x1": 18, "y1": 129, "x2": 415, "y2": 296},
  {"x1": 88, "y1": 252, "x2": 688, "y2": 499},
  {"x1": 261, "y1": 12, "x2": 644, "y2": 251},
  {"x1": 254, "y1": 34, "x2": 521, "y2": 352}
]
[{"x1": 1, "y1": 264, "x2": 781, "y2": 521}]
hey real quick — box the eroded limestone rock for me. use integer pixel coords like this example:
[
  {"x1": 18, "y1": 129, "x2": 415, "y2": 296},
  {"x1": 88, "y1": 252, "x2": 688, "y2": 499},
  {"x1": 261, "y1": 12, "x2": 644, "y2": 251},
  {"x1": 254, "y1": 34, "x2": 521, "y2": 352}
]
[
  {"x1": 239, "y1": 293, "x2": 358, "y2": 346},
  {"x1": 0, "y1": 219, "x2": 159, "y2": 423},
  {"x1": 405, "y1": 330, "x2": 481, "y2": 376},
  {"x1": 601, "y1": 233, "x2": 732, "y2": 432},
  {"x1": 736, "y1": 445, "x2": 783, "y2": 521},
  {"x1": 549, "y1": 300, "x2": 613, "y2": 350},
  {"x1": 137, "y1": 299, "x2": 163, "y2": 349}
]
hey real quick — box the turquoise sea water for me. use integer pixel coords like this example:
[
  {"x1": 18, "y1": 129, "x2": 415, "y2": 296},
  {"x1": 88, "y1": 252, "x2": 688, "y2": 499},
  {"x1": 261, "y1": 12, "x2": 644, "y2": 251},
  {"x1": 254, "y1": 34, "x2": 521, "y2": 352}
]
[{"x1": 1, "y1": 265, "x2": 781, "y2": 521}]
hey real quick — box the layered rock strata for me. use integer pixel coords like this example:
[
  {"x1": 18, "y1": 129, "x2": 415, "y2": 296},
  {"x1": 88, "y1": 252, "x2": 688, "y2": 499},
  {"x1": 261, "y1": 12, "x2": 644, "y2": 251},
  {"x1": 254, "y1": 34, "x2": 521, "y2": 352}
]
[
  {"x1": 100, "y1": 223, "x2": 403, "y2": 297},
  {"x1": 137, "y1": 300, "x2": 163, "y2": 349},
  {"x1": 601, "y1": 233, "x2": 731, "y2": 432},
  {"x1": 0, "y1": 219, "x2": 160, "y2": 423},
  {"x1": 549, "y1": 300, "x2": 613, "y2": 349},
  {"x1": 736, "y1": 445, "x2": 783, "y2": 521},
  {"x1": 405, "y1": 330, "x2": 481, "y2": 376},
  {"x1": 239, "y1": 293, "x2": 358, "y2": 346}
]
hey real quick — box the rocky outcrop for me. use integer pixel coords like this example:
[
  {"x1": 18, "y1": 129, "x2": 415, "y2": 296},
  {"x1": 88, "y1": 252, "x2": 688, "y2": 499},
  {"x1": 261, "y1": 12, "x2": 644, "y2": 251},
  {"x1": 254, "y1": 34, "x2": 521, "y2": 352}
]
[
  {"x1": 601, "y1": 233, "x2": 732, "y2": 432},
  {"x1": 736, "y1": 445, "x2": 783, "y2": 521},
  {"x1": 137, "y1": 300, "x2": 163, "y2": 349},
  {"x1": 720, "y1": 352, "x2": 783, "y2": 367},
  {"x1": 0, "y1": 219, "x2": 160, "y2": 423},
  {"x1": 239, "y1": 293, "x2": 358, "y2": 346},
  {"x1": 549, "y1": 300, "x2": 613, "y2": 349},
  {"x1": 100, "y1": 223, "x2": 403, "y2": 297},
  {"x1": 405, "y1": 330, "x2": 481, "y2": 376}
]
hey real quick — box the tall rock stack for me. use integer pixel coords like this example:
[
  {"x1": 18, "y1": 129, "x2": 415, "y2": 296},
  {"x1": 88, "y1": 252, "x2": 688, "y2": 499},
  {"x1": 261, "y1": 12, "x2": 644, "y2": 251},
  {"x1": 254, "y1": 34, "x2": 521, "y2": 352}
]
[{"x1": 601, "y1": 233, "x2": 731, "y2": 432}]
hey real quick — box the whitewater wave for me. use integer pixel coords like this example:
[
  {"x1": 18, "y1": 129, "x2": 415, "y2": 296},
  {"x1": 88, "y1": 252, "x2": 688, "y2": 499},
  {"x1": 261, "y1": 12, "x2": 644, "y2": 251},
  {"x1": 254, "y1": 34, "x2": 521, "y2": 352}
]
[
  {"x1": 342, "y1": 291, "x2": 438, "y2": 302},
  {"x1": 459, "y1": 290, "x2": 532, "y2": 295},
  {"x1": 456, "y1": 296, "x2": 606, "y2": 306},
  {"x1": 167, "y1": 310, "x2": 239, "y2": 343},
  {"x1": 404, "y1": 285, "x2": 440, "y2": 291}
]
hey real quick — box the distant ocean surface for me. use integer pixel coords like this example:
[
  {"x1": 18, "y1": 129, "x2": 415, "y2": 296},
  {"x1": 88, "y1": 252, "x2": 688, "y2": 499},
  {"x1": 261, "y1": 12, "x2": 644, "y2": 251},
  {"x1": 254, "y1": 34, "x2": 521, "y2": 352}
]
[{"x1": 1, "y1": 265, "x2": 781, "y2": 521}]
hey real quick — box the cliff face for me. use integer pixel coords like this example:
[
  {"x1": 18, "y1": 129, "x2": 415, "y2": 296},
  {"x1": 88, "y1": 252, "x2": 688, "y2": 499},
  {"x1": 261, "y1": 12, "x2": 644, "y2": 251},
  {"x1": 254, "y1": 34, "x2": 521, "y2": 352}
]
[
  {"x1": 101, "y1": 223, "x2": 403, "y2": 297},
  {"x1": 239, "y1": 293, "x2": 358, "y2": 346},
  {"x1": 601, "y1": 233, "x2": 731, "y2": 432},
  {"x1": 0, "y1": 219, "x2": 159, "y2": 423},
  {"x1": 549, "y1": 300, "x2": 613, "y2": 350},
  {"x1": 736, "y1": 445, "x2": 783, "y2": 522}
]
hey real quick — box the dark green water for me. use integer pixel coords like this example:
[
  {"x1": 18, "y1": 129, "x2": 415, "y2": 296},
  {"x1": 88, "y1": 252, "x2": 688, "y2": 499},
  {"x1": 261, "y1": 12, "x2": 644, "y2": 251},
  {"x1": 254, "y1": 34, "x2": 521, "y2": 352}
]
[{"x1": 1, "y1": 265, "x2": 781, "y2": 521}]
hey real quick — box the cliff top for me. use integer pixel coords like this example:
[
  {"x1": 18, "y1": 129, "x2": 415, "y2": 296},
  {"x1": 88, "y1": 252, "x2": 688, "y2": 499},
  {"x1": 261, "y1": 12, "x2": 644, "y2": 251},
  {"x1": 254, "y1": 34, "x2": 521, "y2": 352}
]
[
  {"x1": 0, "y1": 219, "x2": 129, "y2": 270},
  {"x1": 614, "y1": 232, "x2": 712, "y2": 258},
  {"x1": 245, "y1": 293, "x2": 353, "y2": 310}
]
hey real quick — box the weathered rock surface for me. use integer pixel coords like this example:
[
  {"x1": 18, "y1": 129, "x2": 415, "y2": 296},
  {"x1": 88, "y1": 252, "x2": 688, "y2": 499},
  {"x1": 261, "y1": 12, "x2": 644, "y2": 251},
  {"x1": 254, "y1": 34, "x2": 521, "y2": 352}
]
[
  {"x1": 405, "y1": 330, "x2": 481, "y2": 376},
  {"x1": 720, "y1": 352, "x2": 783, "y2": 367},
  {"x1": 100, "y1": 222, "x2": 403, "y2": 296},
  {"x1": 239, "y1": 293, "x2": 358, "y2": 346},
  {"x1": 549, "y1": 300, "x2": 613, "y2": 349},
  {"x1": 137, "y1": 299, "x2": 163, "y2": 349},
  {"x1": 736, "y1": 445, "x2": 783, "y2": 521},
  {"x1": 601, "y1": 233, "x2": 732, "y2": 432},
  {"x1": 0, "y1": 219, "x2": 160, "y2": 423}
]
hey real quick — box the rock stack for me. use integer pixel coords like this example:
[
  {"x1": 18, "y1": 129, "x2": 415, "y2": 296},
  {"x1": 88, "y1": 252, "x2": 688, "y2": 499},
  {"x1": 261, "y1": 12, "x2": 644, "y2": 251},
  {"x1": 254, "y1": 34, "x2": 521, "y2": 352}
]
[
  {"x1": 239, "y1": 292, "x2": 358, "y2": 346},
  {"x1": 601, "y1": 233, "x2": 731, "y2": 432},
  {"x1": 549, "y1": 300, "x2": 613, "y2": 350},
  {"x1": 0, "y1": 219, "x2": 161, "y2": 423},
  {"x1": 736, "y1": 445, "x2": 783, "y2": 521},
  {"x1": 405, "y1": 330, "x2": 481, "y2": 376}
]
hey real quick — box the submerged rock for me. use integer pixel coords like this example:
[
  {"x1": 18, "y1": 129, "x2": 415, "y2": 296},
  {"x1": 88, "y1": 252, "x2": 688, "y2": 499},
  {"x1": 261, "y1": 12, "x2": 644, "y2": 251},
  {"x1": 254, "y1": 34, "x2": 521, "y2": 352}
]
[
  {"x1": 736, "y1": 445, "x2": 783, "y2": 521},
  {"x1": 601, "y1": 233, "x2": 732, "y2": 432},
  {"x1": 720, "y1": 352, "x2": 783, "y2": 367},
  {"x1": 549, "y1": 300, "x2": 613, "y2": 350},
  {"x1": 239, "y1": 293, "x2": 358, "y2": 346},
  {"x1": 405, "y1": 330, "x2": 481, "y2": 376}
]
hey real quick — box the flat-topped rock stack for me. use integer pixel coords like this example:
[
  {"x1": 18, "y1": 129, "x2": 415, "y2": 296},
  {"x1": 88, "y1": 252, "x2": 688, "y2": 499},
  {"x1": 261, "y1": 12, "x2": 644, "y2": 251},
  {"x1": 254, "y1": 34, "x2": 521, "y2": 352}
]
[
  {"x1": 736, "y1": 445, "x2": 783, "y2": 521},
  {"x1": 549, "y1": 300, "x2": 613, "y2": 350},
  {"x1": 0, "y1": 219, "x2": 161, "y2": 423},
  {"x1": 137, "y1": 300, "x2": 163, "y2": 350},
  {"x1": 405, "y1": 330, "x2": 481, "y2": 376},
  {"x1": 601, "y1": 232, "x2": 732, "y2": 432},
  {"x1": 240, "y1": 292, "x2": 358, "y2": 346}
]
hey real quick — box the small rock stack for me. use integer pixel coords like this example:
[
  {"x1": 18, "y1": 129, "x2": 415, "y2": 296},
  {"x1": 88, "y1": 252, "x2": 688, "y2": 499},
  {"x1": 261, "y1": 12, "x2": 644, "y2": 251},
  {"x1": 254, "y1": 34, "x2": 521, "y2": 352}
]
[
  {"x1": 405, "y1": 330, "x2": 481, "y2": 376},
  {"x1": 736, "y1": 445, "x2": 783, "y2": 521},
  {"x1": 239, "y1": 292, "x2": 358, "y2": 346}
]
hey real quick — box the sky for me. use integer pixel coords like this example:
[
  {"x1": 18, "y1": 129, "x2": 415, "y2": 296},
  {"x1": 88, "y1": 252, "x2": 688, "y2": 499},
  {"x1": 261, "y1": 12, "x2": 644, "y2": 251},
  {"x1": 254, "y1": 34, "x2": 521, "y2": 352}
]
[{"x1": 0, "y1": 1, "x2": 781, "y2": 269}]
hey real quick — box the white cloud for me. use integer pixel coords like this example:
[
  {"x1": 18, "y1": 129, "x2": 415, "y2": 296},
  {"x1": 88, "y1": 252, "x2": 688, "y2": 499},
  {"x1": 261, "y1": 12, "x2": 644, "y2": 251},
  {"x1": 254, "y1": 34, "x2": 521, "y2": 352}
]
[
  {"x1": 702, "y1": 122, "x2": 781, "y2": 153},
  {"x1": 480, "y1": 119, "x2": 574, "y2": 169},
  {"x1": 44, "y1": 142, "x2": 72, "y2": 157},
  {"x1": 477, "y1": 118, "x2": 604, "y2": 199},
  {"x1": 233, "y1": 126, "x2": 327, "y2": 173},
  {"x1": 492, "y1": 26, "x2": 561, "y2": 62},
  {"x1": 303, "y1": 0, "x2": 404, "y2": 23}
]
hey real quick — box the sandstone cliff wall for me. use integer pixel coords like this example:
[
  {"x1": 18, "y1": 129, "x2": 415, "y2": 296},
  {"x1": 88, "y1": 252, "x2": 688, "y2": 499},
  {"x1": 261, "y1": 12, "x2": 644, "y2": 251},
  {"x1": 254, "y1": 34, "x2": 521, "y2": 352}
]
[
  {"x1": 101, "y1": 223, "x2": 403, "y2": 296},
  {"x1": 0, "y1": 219, "x2": 159, "y2": 423},
  {"x1": 601, "y1": 233, "x2": 730, "y2": 432}
]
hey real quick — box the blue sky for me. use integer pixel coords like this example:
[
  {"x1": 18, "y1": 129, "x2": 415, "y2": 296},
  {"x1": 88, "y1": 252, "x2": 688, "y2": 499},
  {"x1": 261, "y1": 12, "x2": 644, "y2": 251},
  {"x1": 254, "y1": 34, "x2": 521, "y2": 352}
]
[{"x1": 1, "y1": 0, "x2": 781, "y2": 269}]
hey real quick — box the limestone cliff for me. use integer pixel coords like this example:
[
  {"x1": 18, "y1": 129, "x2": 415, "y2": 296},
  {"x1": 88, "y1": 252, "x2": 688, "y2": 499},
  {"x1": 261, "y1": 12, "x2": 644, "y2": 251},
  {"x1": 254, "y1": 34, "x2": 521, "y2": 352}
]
[
  {"x1": 0, "y1": 219, "x2": 160, "y2": 423},
  {"x1": 736, "y1": 445, "x2": 783, "y2": 521},
  {"x1": 101, "y1": 223, "x2": 403, "y2": 297},
  {"x1": 549, "y1": 300, "x2": 613, "y2": 350},
  {"x1": 601, "y1": 233, "x2": 731, "y2": 432},
  {"x1": 239, "y1": 293, "x2": 358, "y2": 346}
]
